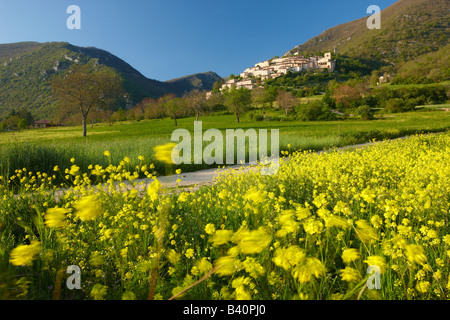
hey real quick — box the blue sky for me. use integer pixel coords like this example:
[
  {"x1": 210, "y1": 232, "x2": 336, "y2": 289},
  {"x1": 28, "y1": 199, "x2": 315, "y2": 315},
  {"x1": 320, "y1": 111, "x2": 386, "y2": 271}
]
[{"x1": 0, "y1": 0, "x2": 398, "y2": 81}]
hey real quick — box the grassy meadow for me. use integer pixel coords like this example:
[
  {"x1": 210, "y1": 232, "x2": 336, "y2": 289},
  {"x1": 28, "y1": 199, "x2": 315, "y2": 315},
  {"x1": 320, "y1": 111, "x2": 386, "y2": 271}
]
[{"x1": 0, "y1": 110, "x2": 449, "y2": 185}]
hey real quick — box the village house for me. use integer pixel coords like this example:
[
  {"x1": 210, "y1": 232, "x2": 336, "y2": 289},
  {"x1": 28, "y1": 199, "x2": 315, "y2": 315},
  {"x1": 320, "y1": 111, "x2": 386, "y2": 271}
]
[
  {"x1": 222, "y1": 52, "x2": 335, "y2": 91},
  {"x1": 218, "y1": 51, "x2": 336, "y2": 92},
  {"x1": 33, "y1": 120, "x2": 65, "y2": 128}
]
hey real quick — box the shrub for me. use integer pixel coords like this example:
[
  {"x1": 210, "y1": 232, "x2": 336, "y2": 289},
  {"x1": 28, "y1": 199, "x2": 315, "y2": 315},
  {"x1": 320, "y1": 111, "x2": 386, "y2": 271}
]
[
  {"x1": 296, "y1": 101, "x2": 337, "y2": 121},
  {"x1": 356, "y1": 105, "x2": 374, "y2": 120}
]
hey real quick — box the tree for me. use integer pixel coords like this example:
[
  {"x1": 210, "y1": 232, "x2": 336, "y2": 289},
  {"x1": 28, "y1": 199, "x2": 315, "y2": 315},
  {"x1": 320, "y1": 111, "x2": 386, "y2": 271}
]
[
  {"x1": 211, "y1": 80, "x2": 223, "y2": 93},
  {"x1": 10, "y1": 109, "x2": 34, "y2": 127},
  {"x1": 139, "y1": 98, "x2": 164, "y2": 119},
  {"x1": 205, "y1": 91, "x2": 225, "y2": 112},
  {"x1": 356, "y1": 105, "x2": 374, "y2": 120},
  {"x1": 297, "y1": 101, "x2": 335, "y2": 121},
  {"x1": 251, "y1": 87, "x2": 277, "y2": 113},
  {"x1": 135, "y1": 98, "x2": 149, "y2": 117},
  {"x1": 223, "y1": 86, "x2": 251, "y2": 123},
  {"x1": 111, "y1": 108, "x2": 127, "y2": 122},
  {"x1": 4, "y1": 115, "x2": 20, "y2": 131},
  {"x1": 370, "y1": 70, "x2": 381, "y2": 86},
  {"x1": 186, "y1": 89, "x2": 207, "y2": 121},
  {"x1": 51, "y1": 64, "x2": 124, "y2": 137},
  {"x1": 331, "y1": 82, "x2": 367, "y2": 111},
  {"x1": 276, "y1": 90, "x2": 298, "y2": 116},
  {"x1": 17, "y1": 118, "x2": 28, "y2": 131},
  {"x1": 163, "y1": 95, "x2": 184, "y2": 126}
]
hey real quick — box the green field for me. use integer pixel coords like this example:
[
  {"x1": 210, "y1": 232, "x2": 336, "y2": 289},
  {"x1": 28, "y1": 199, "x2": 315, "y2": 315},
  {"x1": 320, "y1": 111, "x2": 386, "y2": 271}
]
[{"x1": 0, "y1": 110, "x2": 449, "y2": 184}]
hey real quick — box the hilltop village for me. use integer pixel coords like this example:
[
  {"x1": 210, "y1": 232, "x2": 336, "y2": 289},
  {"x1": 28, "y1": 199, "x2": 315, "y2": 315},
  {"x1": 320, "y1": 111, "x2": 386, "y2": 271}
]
[{"x1": 220, "y1": 51, "x2": 336, "y2": 91}]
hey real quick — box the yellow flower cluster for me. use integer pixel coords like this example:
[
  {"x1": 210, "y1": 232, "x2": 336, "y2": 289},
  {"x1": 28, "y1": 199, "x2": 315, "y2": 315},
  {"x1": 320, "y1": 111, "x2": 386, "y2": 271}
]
[{"x1": 1, "y1": 133, "x2": 449, "y2": 300}]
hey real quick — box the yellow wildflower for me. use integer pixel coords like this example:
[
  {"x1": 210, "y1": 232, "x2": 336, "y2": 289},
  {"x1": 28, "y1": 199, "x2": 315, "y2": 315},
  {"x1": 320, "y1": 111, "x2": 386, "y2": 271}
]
[
  {"x1": 218, "y1": 189, "x2": 228, "y2": 200},
  {"x1": 9, "y1": 241, "x2": 42, "y2": 266},
  {"x1": 185, "y1": 248, "x2": 195, "y2": 258},
  {"x1": 166, "y1": 249, "x2": 181, "y2": 265},
  {"x1": 215, "y1": 255, "x2": 243, "y2": 276},
  {"x1": 272, "y1": 246, "x2": 306, "y2": 270},
  {"x1": 276, "y1": 210, "x2": 299, "y2": 237},
  {"x1": 323, "y1": 214, "x2": 349, "y2": 229},
  {"x1": 443, "y1": 235, "x2": 450, "y2": 246},
  {"x1": 147, "y1": 178, "x2": 162, "y2": 202},
  {"x1": 295, "y1": 206, "x2": 310, "y2": 220},
  {"x1": 340, "y1": 267, "x2": 361, "y2": 283},
  {"x1": 355, "y1": 219, "x2": 379, "y2": 244},
  {"x1": 232, "y1": 226, "x2": 272, "y2": 255},
  {"x1": 342, "y1": 248, "x2": 361, "y2": 264},
  {"x1": 405, "y1": 244, "x2": 427, "y2": 266},
  {"x1": 244, "y1": 187, "x2": 266, "y2": 205},
  {"x1": 243, "y1": 257, "x2": 265, "y2": 278},
  {"x1": 303, "y1": 218, "x2": 323, "y2": 235},
  {"x1": 191, "y1": 257, "x2": 212, "y2": 276},
  {"x1": 178, "y1": 192, "x2": 189, "y2": 202},
  {"x1": 292, "y1": 257, "x2": 326, "y2": 283},
  {"x1": 74, "y1": 195, "x2": 102, "y2": 221},
  {"x1": 232, "y1": 276, "x2": 253, "y2": 300},
  {"x1": 209, "y1": 230, "x2": 234, "y2": 246},
  {"x1": 153, "y1": 143, "x2": 176, "y2": 164},
  {"x1": 364, "y1": 255, "x2": 387, "y2": 274},
  {"x1": 204, "y1": 223, "x2": 216, "y2": 235},
  {"x1": 415, "y1": 281, "x2": 430, "y2": 294},
  {"x1": 44, "y1": 207, "x2": 69, "y2": 229}
]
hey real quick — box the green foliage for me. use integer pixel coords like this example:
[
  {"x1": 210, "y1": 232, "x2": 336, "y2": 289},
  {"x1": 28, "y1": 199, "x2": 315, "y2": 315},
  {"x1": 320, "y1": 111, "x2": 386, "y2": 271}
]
[
  {"x1": 374, "y1": 84, "x2": 449, "y2": 112},
  {"x1": 223, "y1": 87, "x2": 252, "y2": 123},
  {"x1": 295, "y1": 101, "x2": 337, "y2": 121},
  {"x1": 355, "y1": 105, "x2": 374, "y2": 121},
  {"x1": 392, "y1": 44, "x2": 450, "y2": 84}
]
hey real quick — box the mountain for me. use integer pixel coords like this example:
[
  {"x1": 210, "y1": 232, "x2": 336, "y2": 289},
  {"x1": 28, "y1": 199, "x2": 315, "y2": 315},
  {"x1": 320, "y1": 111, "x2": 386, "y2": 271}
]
[
  {"x1": 0, "y1": 42, "x2": 221, "y2": 120},
  {"x1": 286, "y1": 0, "x2": 449, "y2": 66},
  {"x1": 165, "y1": 71, "x2": 222, "y2": 96}
]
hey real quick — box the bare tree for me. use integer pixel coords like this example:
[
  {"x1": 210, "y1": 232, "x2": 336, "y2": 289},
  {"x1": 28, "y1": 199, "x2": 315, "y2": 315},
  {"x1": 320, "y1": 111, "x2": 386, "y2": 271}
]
[
  {"x1": 158, "y1": 94, "x2": 183, "y2": 126},
  {"x1": 186, "y1": 89, "x2": 207, "y2": 121},
  {"x1": 51, "y1": 64, "x2": 124, "y2": 136},
  {"x1": 276, "y1": 90, "x2": 298, "y2": 116}
]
